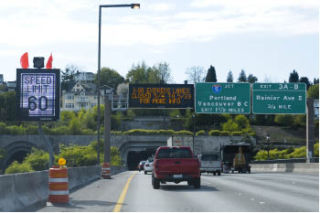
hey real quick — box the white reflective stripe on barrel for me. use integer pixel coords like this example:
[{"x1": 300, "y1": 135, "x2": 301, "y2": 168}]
[
  {"x1": 102, "y1": 168, "x2": 111, "y2": 170},
  {"x1": 49, "y1": 190, "x2": 69, "y2": 195},
  {"x1": 49, "y1": 178, "x2": 68, "y2": 183}
]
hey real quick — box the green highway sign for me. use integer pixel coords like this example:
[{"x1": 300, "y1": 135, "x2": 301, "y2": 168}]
[
  {"x1": 252, "y1": 83, "x2": 306, "y2": 114},
  {"x1": 195, "y1": 83, "x2": 250, "y2": 114}
]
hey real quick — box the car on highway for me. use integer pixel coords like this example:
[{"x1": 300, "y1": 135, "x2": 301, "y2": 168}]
[
  {"x1": 152, "y1": 146, "x2": 201, "y2": 189},
  {"x1": 143, "y1": 158, "x2": 154, "y2": 174},
  {"x1": 138, "y1": 160, "x2": 146, "y2": 172},
  {"x1": 199, "y1": 152, "x2": 222, "y2": 176}
]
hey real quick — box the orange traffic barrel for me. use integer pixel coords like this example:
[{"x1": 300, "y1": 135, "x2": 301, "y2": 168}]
[
  {"x1": 48, "y1": 166, "x2": 69, "y2": 203},
  {"x1": 101, "y1": 162, "x2": 111, "y2": 179}
]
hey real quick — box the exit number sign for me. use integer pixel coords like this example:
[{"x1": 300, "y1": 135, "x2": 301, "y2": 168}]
[{"x1": 252, "y1": 83, "x2": 306, "y2": 114}]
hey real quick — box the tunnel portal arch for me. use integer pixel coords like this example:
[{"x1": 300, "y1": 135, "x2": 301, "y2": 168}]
[{"x1": 0, "y1": 141, "x2": 41, "y2": 173}]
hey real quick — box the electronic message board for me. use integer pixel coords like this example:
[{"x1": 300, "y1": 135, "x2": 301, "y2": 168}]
[
  {"x1": 195, "y1": 83, "x2": 251, "y2": 114},
  {"x1": 129, "y1": 84, "x2": 194, "y2": 109},
  {"x1": 16, "y1": 69, "x2": 60, "y2": 121}
]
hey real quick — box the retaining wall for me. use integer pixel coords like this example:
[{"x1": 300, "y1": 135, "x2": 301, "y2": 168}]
[
  {"x1": 0, "y1": 165, "x2": 126, "y2": 212},
  {"x1": 251, "y1": 163, "x2": 319, "y2": 174}
]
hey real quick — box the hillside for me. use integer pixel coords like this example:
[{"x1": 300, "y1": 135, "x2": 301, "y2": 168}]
[{"x1": 252, "y1": 125, "x2": 309, "y2": 146}]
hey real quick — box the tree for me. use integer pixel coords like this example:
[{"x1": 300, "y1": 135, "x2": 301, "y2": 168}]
[
  {"x1": 0, "y1": 91, "x2": 17, "y2": 121},
  {"x1": 313, "y1": 78, "x2": 319, "y2": 85},
  {"x1": 247, "y1": 74, "x2": 258, "y2": 83},
  {"x1": 238, "y1": 70, "x2": 247, "y2": 82},
  {"x1": 227, "y1": 71, "x2": 233, "y2": 82},
  {"x1": 205, "y1": 65, "x2": 217, "y2": 82},
  {"x1": 61, "y1": 64, "x2": 79, "y2": 91},
  {"x1": 185, "y1": 66, "x2": 205, "y2": 83},
  {"x1": 152, "y1": 62, "x2": 172, "y2": 84},
  {"x1": 299, "y1": 76, "x2": 310, "y2": 89},
  {"x1": 307, "y1": 84, "x2": 319, "y2": 99},
  {"x1": 126, "y1": 62, "x2": 149, "y2": 83},
  {"x1": 289, "y1": 70, "x2": 299, "y2": 82},
  {"x1": 126, "y1": 62, "x2": 171, "y2": 84},
  {"x1": 96, "y1": 67, "x2": 124, "y2": 89}
]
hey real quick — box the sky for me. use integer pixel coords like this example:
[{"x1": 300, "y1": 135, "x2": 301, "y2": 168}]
[{"x1": 0, "y1": 0, "x2": 319, "y2": 84}]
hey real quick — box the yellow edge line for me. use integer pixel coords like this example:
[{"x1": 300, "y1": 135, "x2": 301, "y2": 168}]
[{"x1": 113, "y1": 171, "x2": 137, "y2": 212}]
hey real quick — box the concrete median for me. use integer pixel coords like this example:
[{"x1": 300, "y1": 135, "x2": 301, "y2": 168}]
[
  {"x1": 0, "y1": 165, "x2": 126, "y2": 212},
  {"x1": 251, "y1": 163, "x2": 319, "y2": 173}
]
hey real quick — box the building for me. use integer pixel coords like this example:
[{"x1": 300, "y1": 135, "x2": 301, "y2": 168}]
[
  {"x1": 61, "y1": 82, "x2": 101, "y2": 111},
  {"x1": 6, "y1": 81, "x2": 16, "y2": 92},
  {"x1": 74, "y1": 72, "x2": 95, "y2": 82}
]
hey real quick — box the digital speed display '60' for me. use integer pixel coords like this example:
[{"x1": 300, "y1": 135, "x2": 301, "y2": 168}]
[{"x1": 16, "y1": 69, "x2": 60, "y2": 121}]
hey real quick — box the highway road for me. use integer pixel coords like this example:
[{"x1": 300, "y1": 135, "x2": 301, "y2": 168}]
[{"x1": 37, "y1": 171, "x2": 319, "y2": 212}]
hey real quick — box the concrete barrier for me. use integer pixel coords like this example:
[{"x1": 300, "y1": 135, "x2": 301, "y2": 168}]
[
  {"x1": 251, "y1": 163, "x2": 319, "y2": 174},
  {"x1": 0, "y1": 165, "x2": 126, "y2": 212}
]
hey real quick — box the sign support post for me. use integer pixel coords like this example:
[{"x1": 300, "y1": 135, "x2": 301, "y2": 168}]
[
  {"x1": 306, "y1": 98, "x2": 315, "y2": 163},
  {"x1": 38, "y1": 122, "x2": 54, "y2": 168}
]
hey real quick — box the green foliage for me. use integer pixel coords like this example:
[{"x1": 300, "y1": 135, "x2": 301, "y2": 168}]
[
  {"x1": 307, "y1": 84, "x2": 319, "y2": 99},
  {"x1": 208, "y1": 130, "x2": 220, "y2": 136},
  {"x1": 254, "y1": 143, "x2": 319, "y2": 160},
  {"x1": 287, "y1": 146, "x2": 306, "y2": 158},
  {"x1": 196, "y1": 130, "x2": 206, "y2": 136},
  {"x1": 227, "y1": 71, "x2": 233, "y2": 82},
  {"x1": 238, "y1": 70, "x2": 247, "y2": 82},
  {"x1": 231, "y1": 131, "x2": 243, "y2": 136},
  {"x1": 222, "y1": 119, "x2": 239, "y2": 132},
  {"x1": 5, "y1": 161, "x2": 34, "y2": 174},
  {"x1": 208, "y1": 130, "x2": 231, "y2": 136},
  {"x1": 205, "y1": 65, "x2": 217, "y2": 82},
  {"x1": 314, "y1": 143, "x2": 319, "y2": 157},
  {"x1": 234, "y1": 115, "x2": 250, "y2": 129},
  {"x1": 254, "y1": 150, "x2": 268, "y2": 160},
  {"x1": 96, "y1": 67, "x2": 125, "y2": 89},
  {"x1": 111, "y1": 146, "x2": 122, "y2": 166},
  {"x1": 289, "y1": 70, "x2": 299, "y2": 82},
  {"x1": 126, "y1": 62, "x2": 171, "y2": 84},
  {"x1": 293, "y1": 115, "x2": 306, "y2": 128},
  {"x1": 0, "y1": 148, "x2": 6, "y2": 161},
  {"x1": 219, "y1": 131, "x2": 230, "y2": 136},
  {"x1": 59, "y1": 144, "x2": 98, "y2": 167},
  {"x1": 0, "y1": 91, "x2": 17, "y2": 121},
  {"x1": 274, "y1": 114, "x2": 294, "y2": 126},
  {"x1": 173, "y1": 130, "x2": 193, "y2": 136},
  {"x1": 24, "y1": 148, "x2": 49, "y2": 171}
]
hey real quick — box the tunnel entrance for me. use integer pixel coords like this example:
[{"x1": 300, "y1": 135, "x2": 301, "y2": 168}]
[
  {"x1": 126, "y1": 147, "x2": 158, "y2": 170},
  {"x1": 6, "y1": 150, "x2": 30, "y2": 166}
]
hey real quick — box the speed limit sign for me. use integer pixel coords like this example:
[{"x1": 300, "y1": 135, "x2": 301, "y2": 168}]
[{"x1": 16, "y1": 69, "x2": 60, "y2": 121}]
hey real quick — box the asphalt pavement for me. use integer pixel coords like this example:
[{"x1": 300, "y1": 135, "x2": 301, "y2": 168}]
[{"x1": 37, "y1": 171, "x2": 319, "y2": 212}]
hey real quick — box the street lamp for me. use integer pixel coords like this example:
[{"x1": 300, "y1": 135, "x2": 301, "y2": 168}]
[
  {"x1": 192, "y1": 113, "x2": 196, "y2": 153},
  {"x1": 97, "y1": 3, "x2": 140, "y2": 165}
]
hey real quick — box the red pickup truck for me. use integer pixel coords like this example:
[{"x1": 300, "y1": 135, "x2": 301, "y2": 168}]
[{"x1": 152, "y1": 146, "x2": 201, "y2": 189}]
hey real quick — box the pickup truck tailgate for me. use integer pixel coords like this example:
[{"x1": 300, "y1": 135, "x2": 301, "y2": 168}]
[{"x1": 156, "y1": 158, "x2": 199, "y2": 174}]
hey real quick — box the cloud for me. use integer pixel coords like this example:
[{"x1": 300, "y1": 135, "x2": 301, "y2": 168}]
[
  {"x1": 146, "y1": 3, "x2": 175, "y2": 12},
  {"x1": 0, "y1": 0, "x2": 317, "y2": 49}
]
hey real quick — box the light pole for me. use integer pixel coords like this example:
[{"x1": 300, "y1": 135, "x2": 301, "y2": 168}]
[
  {"x1": 97, "y1": 3, "x2": 140, "y2": 165},
  {"x1": 192, "y1": 113, "x2": 196, "y2": 153},
  {"x1": 266, "y1": 135, "x2": 270, "y2": 160}
]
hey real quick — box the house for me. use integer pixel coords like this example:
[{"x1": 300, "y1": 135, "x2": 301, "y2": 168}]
[{"x1": 61, "y1": 82, "x2": 101, "y2": 111}]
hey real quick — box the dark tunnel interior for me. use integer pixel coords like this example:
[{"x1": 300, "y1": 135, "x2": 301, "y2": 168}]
[{"x1": 126, "y1": 147, "x2": 158, "y2": 170}]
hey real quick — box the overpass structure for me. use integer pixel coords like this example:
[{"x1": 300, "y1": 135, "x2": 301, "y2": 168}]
[{"x1": 0, "y1": 134, "x2": 251, "y2": 172}]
